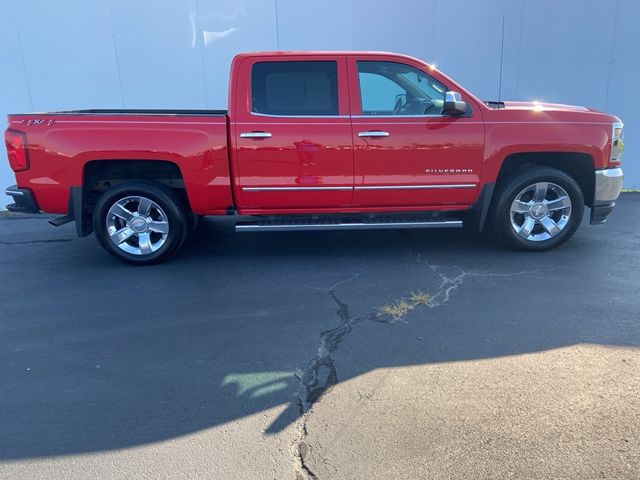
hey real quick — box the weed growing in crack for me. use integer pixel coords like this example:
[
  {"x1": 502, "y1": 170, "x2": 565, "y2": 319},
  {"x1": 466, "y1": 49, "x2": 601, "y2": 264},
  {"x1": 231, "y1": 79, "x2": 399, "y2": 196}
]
[
  {"x1": 376, "y1": 290, "x2": 433, "y2": 322},
  {"x1": 410, "y1": 290, "x2": 432, "y2": 305},
  {"x1": 376, "y1": 299, "x2": 414, "y2": 321}
]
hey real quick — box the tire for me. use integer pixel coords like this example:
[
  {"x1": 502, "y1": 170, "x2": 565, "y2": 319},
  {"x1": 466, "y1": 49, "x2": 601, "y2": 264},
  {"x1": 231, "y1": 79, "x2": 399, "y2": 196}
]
[
  {"x1": 93, "y1": 182, "x2": 189, "y2": 265},
  {"x1": 492, "y1": 167, "x2": 584, "y2": 251}
]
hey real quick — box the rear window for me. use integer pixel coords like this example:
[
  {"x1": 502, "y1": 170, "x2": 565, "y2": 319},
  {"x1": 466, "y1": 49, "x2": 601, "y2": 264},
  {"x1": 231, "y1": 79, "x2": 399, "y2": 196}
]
[{"x1": 251, "y1": 61, "x2": 338, "y2": 116}]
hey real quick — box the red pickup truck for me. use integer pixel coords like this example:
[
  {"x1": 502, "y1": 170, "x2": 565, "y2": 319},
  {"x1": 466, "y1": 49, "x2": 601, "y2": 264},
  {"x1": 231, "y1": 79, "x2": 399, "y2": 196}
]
[{"x1": 5, "y1": 51, "x2": 624, "y2": 264}]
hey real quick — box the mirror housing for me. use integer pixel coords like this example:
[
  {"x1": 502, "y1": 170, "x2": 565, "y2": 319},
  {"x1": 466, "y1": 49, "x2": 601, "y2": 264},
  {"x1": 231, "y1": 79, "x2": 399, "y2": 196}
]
[{"x1": 443, "y1": 91, "x2": 467, "y2": 116}]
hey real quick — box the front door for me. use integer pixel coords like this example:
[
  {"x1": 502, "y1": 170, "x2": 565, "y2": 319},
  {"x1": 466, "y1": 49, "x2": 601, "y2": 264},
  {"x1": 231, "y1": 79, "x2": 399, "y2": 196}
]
[
  {"x1": 232, "y1": 56, "x2": 353, "y2": 212},
  {"x1": 348, "y1": 57, "x2": 484, "y2": 208}
]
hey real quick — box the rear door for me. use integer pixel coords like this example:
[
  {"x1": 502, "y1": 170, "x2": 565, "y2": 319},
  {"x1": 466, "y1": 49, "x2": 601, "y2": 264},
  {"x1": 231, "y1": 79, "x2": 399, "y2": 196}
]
[
  {"x1": 231, "y1": 55, "x2": 353, "y2": 212},
  {"x1": 347, "y1": 55, "x2": 484, "y2": 208}
]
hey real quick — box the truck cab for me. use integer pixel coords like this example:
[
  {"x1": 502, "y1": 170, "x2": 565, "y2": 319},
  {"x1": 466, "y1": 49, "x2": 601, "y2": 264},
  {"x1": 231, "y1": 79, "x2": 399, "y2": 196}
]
[{"x1": 229, "y1": 52, "x2": 484, "y2": 214}]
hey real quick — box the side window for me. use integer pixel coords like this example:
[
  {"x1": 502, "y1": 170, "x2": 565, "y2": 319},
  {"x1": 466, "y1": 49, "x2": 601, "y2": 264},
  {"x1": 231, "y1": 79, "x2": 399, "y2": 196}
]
[
  {"x1": 359, "y1": 73, "x2": 405, "y2": 113},
  {"x1": 252, "y1": 61, "x2": 338, "y2": 116},
  {"x1": 357, "y1": 61, "x2": 447, "y2": 116}
]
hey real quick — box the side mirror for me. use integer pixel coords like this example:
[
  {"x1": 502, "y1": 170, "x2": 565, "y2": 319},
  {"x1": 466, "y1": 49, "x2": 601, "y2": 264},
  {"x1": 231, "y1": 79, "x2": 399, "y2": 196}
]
[{"x1": 443, "y1": 91, "x2": 467, "y2": 116}]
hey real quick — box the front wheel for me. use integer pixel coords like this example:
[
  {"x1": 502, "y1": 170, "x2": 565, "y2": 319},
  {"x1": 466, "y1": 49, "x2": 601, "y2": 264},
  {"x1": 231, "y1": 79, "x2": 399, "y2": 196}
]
[
  {"x1": 93, "y1": 182, "x2": 189, "y2": 265},
  {"x1": 492, "y1": 167, "x2": 584, "y2": 251}
]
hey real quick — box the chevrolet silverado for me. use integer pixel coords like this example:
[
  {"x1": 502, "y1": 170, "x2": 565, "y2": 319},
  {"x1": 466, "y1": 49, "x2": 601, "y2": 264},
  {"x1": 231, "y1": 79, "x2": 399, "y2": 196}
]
[{"x1": 4, "y1": 51, "x2": 624, "y2": 264}]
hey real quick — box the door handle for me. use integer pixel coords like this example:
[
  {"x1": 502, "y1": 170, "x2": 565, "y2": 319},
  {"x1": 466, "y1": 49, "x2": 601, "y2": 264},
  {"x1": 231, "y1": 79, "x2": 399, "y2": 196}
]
[
  {"x1": 240, "y1": 131, "x2": 272, "y2": 138},
  {"x1": 358, "y1": 131, "x2": 390, "y2": 138}
]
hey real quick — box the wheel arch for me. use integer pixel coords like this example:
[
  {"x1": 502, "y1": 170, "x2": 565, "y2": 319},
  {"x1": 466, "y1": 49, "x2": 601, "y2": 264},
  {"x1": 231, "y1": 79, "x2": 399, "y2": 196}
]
[
  {"x1": 471, "y1": 151, "x2": 595, "y2": 232},
  {"x1": 83, "y1": 159, "x2": 187, "y2": 203},
  {"x1": 66, "y1": 159, "x2": 191, "y2": 238},
  {"x1": 495, "y1": 152, "x2": 595, "y2": 206},
  {"x1": 76, "y1": 159, "x2": 192, "y2": 233}
]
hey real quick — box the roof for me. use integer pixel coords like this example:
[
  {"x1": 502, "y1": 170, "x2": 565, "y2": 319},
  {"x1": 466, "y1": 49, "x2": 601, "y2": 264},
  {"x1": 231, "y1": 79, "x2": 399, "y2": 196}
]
[{"x1": 232, "y1": 50, "x2": 432, "y2": 66}]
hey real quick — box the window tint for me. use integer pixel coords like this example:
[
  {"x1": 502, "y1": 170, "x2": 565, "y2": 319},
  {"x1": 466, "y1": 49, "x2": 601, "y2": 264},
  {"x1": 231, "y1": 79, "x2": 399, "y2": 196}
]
[
  {"x1": 252, "y1": 61, "x2": 338, "y2": 116},
  {"x1": 357, "y1": 61, "x2": 447, "y2": 116},
  {"x1": 359, "y1": 73, "x2": 405, "y2": 112}
]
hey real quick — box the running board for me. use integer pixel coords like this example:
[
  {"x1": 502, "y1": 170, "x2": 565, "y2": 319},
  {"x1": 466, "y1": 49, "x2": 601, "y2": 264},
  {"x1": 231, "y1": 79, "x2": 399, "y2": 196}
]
[{"x1": 235, "y1": 218, "x2": 463, "y2": 232}]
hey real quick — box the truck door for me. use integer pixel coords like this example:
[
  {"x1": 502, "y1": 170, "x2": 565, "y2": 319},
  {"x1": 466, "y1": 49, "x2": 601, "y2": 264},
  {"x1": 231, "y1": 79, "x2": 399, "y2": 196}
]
[
  {"x1": 231, "y1": 55, "x2": 353, "y2": 212},
  {"x1": 347, "y1": 56, "x2": 484, "y2": 208}
]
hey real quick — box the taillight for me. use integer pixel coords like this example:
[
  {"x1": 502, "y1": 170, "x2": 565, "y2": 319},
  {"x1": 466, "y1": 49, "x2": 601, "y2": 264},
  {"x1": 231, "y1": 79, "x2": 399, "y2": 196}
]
[{"x1": 5, "y1": 129, "x2": 30, "y2": 172}]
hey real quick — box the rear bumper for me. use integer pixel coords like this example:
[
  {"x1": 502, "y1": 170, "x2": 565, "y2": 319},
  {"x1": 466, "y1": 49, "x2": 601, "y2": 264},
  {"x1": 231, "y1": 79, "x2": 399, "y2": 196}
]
[
  {"x1": 5, "y1": 185, "x2": 40, "y2": 214},
  {"x1": 590, "y1": 168, "x2": 623, "y2": 224}
]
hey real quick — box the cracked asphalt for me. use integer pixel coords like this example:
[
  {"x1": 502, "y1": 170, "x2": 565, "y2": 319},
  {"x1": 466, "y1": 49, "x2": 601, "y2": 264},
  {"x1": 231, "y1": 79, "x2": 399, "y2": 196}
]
[{"x1": 1, "y1": 194, "x2": 639, "y2": 480}]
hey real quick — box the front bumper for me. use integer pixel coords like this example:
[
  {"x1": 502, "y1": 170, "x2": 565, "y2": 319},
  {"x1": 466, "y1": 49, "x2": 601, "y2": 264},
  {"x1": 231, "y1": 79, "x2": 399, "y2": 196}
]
[
  {"x1": 5, "y1": 185, "x2": 40, "y2": 214},
  {"x1": 590, "y1": 168, "x2": 623, "y2": 224}
]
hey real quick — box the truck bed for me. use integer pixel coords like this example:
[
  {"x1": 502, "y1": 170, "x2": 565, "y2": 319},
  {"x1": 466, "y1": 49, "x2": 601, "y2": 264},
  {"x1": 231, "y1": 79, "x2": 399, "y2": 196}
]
[{"x1": 8, "y1": 110, "x2": 232, "y2": 215}]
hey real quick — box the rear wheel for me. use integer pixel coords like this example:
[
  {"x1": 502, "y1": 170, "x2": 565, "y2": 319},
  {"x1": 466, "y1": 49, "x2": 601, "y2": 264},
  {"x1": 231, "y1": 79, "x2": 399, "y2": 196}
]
[
  {"x1": 492, "y1": 167, "x2": 584, "y2": 251},
  {"x1": 93, "y1": 182, "x2": 189, "y2": 264}
]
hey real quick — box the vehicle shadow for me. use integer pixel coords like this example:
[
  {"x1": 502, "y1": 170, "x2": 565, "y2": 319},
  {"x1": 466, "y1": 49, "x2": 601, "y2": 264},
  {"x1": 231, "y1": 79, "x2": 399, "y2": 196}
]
[{"x1": 0, "y1": 203, "x2": 638, "y2": 460}]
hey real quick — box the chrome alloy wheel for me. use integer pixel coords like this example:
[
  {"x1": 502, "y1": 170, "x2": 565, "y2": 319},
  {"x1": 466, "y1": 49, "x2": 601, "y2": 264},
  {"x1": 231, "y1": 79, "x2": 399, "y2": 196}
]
[
  {"x1": 509, "y1": 182, "x2": 572, "y2": 242},
  {"x1": 106, "y1": 196, "x2": 169, "y2": 255}
]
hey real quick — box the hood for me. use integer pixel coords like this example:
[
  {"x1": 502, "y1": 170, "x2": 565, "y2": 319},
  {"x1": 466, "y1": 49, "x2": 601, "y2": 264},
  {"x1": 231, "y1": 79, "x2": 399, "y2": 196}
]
[
  {"x1": 501, "y1": 101, "x2": 593, "y2": 113},
  {"x1": 482, "y1": 100, "x2": 619, "y2": 124}
]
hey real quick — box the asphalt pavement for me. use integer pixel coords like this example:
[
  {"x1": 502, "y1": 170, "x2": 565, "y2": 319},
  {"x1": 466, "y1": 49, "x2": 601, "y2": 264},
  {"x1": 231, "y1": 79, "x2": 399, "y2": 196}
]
[{"x1": 1, "y1": 194, "x2": 638, "y2": 479}]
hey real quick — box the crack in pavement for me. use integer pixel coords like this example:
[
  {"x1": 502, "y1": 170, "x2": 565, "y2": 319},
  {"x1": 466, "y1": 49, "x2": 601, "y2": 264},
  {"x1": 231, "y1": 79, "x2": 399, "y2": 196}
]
[
  {"x1": 291, "y1": 242, "x2": 540, "y2": 479},
  {"x1": 404, "y1": 244, "x2": 537, "y2": 308}
]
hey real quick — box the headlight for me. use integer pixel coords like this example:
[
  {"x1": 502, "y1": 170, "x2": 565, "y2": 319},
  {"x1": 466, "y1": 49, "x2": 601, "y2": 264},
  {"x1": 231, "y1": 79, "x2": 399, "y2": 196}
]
[{"x1": 611, "y1": 121, "x2": 624, "y2": 163}]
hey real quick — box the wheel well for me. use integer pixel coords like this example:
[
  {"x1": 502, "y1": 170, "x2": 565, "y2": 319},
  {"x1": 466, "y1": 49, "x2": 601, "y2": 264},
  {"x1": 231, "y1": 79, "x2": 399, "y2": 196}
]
[
  {"x1": 497, "y1": 152, "x2": 595, "y2": 205},
  {"x1": 83, "y1": 159, "x2": 190, "y2": 210}
]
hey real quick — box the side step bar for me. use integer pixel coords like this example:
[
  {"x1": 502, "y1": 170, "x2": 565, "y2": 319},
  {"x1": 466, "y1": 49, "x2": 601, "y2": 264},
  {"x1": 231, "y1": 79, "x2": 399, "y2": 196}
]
[{"x1": 236, "y1": 218, "x2": 463, "y2": 232}]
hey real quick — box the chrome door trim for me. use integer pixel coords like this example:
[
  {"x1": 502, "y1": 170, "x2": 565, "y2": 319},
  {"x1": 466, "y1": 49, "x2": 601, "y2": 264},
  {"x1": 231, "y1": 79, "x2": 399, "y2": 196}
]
[
  {"x1": 351, "y1": 114, "x2": 446, "y2": 119},
  {"x1": 354, "y1": 184, "x2": 476, "y2": 190},
  {"x1": 242, "y1": 186, "x2": 352, "y2": 192},
  {"x1": 250, "y1": 112, "x2": 350, "y2": 119}
]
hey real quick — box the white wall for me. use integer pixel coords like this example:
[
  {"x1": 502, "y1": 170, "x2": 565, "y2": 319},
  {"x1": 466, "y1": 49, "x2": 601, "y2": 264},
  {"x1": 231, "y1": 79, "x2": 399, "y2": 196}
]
[{"x1": 2, "y1": 0, "x2": 638, "y2": 205}]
